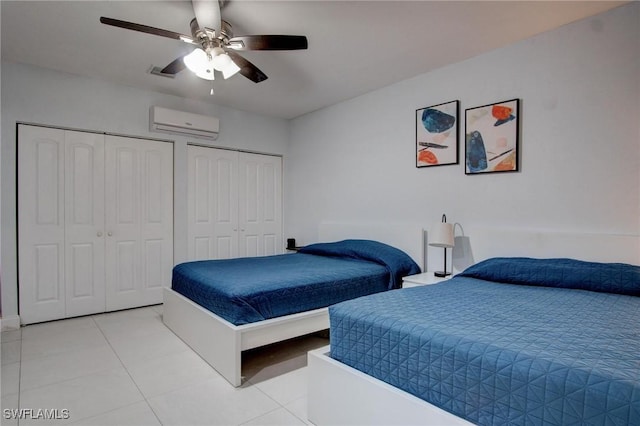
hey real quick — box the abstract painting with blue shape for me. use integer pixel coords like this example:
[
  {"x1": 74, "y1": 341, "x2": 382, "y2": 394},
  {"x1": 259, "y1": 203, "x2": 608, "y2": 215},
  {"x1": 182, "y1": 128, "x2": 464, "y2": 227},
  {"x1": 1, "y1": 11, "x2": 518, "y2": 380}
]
[
  {"x1": 464, "y1": 98, "x2": 519, "y2": 173},
  {"x1": 416, "y1": 100, "x2": 459, "y2": 168}
]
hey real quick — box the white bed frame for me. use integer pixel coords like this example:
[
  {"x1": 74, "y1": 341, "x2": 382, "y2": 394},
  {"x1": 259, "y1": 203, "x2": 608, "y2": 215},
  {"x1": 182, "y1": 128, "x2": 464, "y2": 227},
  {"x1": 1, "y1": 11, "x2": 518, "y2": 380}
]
[
  {"x1": 163, "y1": 288, "x2": 329, "y2": 387},
  {"x1": 307, "y1": 229, "x2": 640, "y2": 425},
  {"x1": 162, "y1": 222, "x2": 426, "y2": 387}
]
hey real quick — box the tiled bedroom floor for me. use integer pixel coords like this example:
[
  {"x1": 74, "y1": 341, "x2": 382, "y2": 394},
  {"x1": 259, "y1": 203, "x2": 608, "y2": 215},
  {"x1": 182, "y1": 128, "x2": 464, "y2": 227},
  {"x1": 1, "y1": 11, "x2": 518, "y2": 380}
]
[{"x1": 1, "y1": 306, "x2": 329, "y2": 425}]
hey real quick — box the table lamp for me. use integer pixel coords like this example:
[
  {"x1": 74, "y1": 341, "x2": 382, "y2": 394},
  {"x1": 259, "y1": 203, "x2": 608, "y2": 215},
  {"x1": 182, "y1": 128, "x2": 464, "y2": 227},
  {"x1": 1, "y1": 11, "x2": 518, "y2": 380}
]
[{"x1": 429, "y1": 214, "x2": 454, "y2": 277}]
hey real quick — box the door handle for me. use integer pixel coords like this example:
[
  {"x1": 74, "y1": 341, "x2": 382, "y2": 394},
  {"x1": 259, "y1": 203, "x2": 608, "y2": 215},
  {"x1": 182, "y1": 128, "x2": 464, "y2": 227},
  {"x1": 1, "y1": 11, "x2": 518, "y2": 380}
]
[
  {"x1": 97, "y1": 231, "x2": 103, "y2": 237},
  {"x1": 107, "y1": 231, "x2": 113, "y2": 237}
]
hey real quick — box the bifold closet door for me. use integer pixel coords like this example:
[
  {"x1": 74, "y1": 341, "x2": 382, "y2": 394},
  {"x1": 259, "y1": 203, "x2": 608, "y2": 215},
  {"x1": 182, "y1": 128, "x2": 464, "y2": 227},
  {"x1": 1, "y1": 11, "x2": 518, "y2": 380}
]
[
  {"x1": 187, "y1": 146, "x2": 283, "y2": 261},
  {"x1": 104, "y1": 135, "x2": 173, "y2": 311},
  {"x1": 18, "y1": 126, "x2": 67, "y2": 323},
  {"x1": 238, "y1": 152, "x2": 283, "y2": 257},
  {"x1": 18, "y1": 126, "x2": 106, "y2": 323},
  {"x1": 187, "y1": 145, "x2": 239, "y2": 260},
  {"x1": 64, "y1": 131, "x2": 106, "y2": 317},
  {"x1": 19, "y1": 126, "x2": 174, "y2": 323}
]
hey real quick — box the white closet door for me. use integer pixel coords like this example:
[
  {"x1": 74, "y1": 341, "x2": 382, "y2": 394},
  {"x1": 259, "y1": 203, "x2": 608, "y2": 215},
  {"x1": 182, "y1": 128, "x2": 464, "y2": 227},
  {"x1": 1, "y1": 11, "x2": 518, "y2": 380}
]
[
  {"x1": 105, "y1": 135, "x2": 173, "y2": 310},
  {"x1": 238, "y1": 152, "x2": 283, "y2": 257},
  {"x1": 18, "y1": 125, "x2": 66, "y2": 323},
  {"x1": 64, "y1": 131, "x2": 106, "y2": 317},
  {"x1": 187, "y1": 145, "x2": 239, "y2": 260}
]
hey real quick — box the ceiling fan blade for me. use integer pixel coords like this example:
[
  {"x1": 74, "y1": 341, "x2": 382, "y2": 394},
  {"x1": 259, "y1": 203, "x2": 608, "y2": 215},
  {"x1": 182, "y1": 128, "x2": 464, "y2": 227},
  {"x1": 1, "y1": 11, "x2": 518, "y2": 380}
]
[
  {"x1": 192, "y1": 0, "x2": 221, "y2": 34},
  {"x1": 100, "y1": 17, "x2": 196, "y2": 44},
  {"x1": 161, "y1": 57, "x2": 187, "y2": 75},
  {"x1": 227, "y1": 35, "x2": 308, "y2": 51},
  {"x1": 226, "y1": 51, "x2": 268, "y2": 83}
]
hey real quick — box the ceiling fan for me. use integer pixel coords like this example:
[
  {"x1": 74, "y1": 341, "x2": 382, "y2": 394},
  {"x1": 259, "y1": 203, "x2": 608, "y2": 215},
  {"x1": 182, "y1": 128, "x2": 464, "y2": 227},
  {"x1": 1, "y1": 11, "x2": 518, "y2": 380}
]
[{"x1": 100, "y1": 0, "x2": 308, "y2": 85}]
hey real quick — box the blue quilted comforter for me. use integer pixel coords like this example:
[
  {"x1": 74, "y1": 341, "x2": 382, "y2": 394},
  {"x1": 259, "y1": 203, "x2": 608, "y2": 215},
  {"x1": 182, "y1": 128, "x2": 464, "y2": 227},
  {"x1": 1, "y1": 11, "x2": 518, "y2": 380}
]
[
  {"x1": 172, "y1": 240, "x2": 420, "y2": 325},
  {"x1": 330, "y1": 258, "x2": 640, "y2": 425}
]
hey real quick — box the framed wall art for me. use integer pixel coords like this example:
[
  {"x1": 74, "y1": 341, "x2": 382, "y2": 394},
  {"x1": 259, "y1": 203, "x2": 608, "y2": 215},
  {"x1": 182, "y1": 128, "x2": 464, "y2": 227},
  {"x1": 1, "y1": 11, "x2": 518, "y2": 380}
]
[
  {"x1": 416, "y1": 100, "x2": 459, "y2": 168},
  {"x1": 465, "y1": 98, "x2": 520, "y2": 174}
]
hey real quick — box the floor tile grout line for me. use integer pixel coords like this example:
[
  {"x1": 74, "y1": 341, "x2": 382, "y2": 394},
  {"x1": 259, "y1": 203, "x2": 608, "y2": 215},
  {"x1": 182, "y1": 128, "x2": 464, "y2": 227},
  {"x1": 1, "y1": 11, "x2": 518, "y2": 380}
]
[
  {"x1": 90, "y1": 315, "x2": 165, "y2": 426},
  {"x1": 15, "y1": 318, "x2": 144, "y2": 425},
  {"x1": 237, "y1": 405, "x2": 285, "y2": 426},
  {"x1": 244, "y1": 377, "x2": 299, "y2": 425},
  {"x1": 16, "y1": 322, "x2": 122, "y2": 395},
  {"x1": 283, "y1": 396, "x2": 311, "y2": 425}
]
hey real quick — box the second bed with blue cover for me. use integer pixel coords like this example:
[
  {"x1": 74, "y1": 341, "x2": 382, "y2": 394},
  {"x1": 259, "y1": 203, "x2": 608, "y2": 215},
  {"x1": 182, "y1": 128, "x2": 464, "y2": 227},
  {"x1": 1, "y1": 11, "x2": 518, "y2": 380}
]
[
  {"x1": 172, "y1": 239, "x2": 420, "y2": 326},
  {"x1": 330, "y1": 257, "x2": 640, "y2": 425}
]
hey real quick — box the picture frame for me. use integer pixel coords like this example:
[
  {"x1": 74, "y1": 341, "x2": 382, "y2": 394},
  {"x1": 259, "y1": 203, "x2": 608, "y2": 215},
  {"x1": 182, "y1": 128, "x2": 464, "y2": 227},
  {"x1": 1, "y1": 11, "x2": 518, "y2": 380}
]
[
  {"x1": 465, "y1": 98, "x2": 520, "y2": 174},
  {"x1": 416, "y1": 100, "x2": 459, "y2": 168}
]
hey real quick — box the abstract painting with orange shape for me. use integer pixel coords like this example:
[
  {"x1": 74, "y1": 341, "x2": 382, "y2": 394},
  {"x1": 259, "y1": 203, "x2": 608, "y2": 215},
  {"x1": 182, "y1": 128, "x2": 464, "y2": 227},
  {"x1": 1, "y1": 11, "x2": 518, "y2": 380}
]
[
  {"x1": 416, "y1": 100, "x2": 459, "y2": 168},
  {"x1": 465, "y1": 98, "x2": 520, "y2": 174}
]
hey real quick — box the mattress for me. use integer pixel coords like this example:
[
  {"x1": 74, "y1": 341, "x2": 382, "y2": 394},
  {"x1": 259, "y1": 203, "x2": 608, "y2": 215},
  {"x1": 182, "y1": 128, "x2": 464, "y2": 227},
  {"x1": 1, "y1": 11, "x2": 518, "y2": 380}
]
[
  {"x1": 330, "y1": 258, "x2": 640, "y2": 425},
  {"x1": 172, "y1": 240, "x2": 420, "y2": 326}
]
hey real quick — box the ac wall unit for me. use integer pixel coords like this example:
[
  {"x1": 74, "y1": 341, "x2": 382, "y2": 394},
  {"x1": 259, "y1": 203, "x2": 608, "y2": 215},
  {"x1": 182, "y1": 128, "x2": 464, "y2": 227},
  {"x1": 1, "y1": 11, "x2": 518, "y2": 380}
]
[{"x1": 150, "y1": 106, "x2": 219, "y2": 140}]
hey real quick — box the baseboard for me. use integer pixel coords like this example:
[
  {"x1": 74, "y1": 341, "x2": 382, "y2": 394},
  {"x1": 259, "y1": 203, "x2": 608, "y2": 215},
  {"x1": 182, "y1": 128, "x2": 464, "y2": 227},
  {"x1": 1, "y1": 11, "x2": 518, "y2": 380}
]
[{"x1": 0, "y1": 315, "x2": 21, "y2": 331}]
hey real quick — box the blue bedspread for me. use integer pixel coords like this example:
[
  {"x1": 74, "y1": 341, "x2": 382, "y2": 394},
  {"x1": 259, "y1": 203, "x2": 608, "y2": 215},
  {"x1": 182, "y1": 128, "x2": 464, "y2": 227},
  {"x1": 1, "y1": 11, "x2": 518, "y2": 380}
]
[
  {"x1": 172, "y1": 240, "x2": 420, "y2": 326},
  {"x1": 330, "y1": 258, "x2": 640, "y2": 425}
]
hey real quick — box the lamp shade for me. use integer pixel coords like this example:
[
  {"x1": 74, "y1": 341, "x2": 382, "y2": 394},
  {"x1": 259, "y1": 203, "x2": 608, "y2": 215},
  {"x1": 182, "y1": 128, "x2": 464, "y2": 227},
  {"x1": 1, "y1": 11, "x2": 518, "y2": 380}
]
[
  {"x1": 222, "y1": 60, "x2": 241, "y2": 79},
  {"x1": 183, "y1": 48, "x2": 208, "y2": 73},
  {"x1": 183, "y1": 48, "x2": 215, "y2": 81},
  {"x1": 429, "y1": 222, "x2": 454, "y2": 248}
]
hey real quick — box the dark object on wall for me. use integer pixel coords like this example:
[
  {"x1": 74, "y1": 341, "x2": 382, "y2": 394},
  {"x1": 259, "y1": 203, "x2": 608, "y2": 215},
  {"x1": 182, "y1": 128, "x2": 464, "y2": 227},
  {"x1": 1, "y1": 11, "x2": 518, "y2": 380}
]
[
  {"x1": 465, "y1": 98, "x2": 520, "y2": 174},
  {"x1": 287, "y1": 238, "x2": 297, "y2": 250},
  {"x1": 416, "y1": 100, "x2": 459, "y2": 168}
]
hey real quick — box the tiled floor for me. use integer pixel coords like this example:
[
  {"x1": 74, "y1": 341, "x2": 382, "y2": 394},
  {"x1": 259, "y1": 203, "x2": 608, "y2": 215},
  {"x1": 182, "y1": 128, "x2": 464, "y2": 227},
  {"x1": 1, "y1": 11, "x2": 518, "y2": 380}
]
[{"x1": 1, "y1": 305, "x2": 329, "y2": 425}]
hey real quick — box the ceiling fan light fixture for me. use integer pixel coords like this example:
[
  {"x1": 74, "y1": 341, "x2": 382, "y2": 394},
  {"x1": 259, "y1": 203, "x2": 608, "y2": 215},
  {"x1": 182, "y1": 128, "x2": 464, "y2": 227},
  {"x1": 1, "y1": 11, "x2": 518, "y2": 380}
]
[
  {"x1": 184, "y1": 48, "x2": 215, "y2": 80},
  {"x1": 211, "y1": 47, "x2": 230, "y2": 70},
  {"x1": 183, "y1": 48, "x2": 209, "y2": 73},
  {"x1": 100, "y1": 8, "x2": 308, "y2": 87},
  {"x1": 222, "y1": 60, "x2": 241, "y2": 79}
]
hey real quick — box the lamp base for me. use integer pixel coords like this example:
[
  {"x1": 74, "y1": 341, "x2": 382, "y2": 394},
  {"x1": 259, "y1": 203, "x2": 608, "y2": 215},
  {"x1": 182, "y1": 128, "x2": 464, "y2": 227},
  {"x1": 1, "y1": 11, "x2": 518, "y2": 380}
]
[{"x1": 434, "y1": 271, "x2": 451, "y2": 278}]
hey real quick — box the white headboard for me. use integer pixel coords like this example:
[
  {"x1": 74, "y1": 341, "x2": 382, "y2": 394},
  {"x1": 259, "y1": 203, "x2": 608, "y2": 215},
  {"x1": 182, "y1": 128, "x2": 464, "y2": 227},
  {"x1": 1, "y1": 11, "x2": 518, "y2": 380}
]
[
  {"x1": 317, "y1": 221, "x2": 640, "y2": 273},
  {"x1": 453, "y1": 227, "x2": 640, "y2": 271}
]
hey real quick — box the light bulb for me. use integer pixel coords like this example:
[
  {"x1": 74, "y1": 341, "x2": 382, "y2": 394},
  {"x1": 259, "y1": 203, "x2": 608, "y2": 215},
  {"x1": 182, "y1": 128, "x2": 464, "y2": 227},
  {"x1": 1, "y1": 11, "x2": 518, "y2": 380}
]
[
  {"x1": 211, "y1": 47, "x2": 231, "y2": 71},
  {"x1": 183, "y1": 48, "x2": 208, "y2": 73},
  {"x1": 183, "y1": 48, "x2": 215, "y2": 80}
]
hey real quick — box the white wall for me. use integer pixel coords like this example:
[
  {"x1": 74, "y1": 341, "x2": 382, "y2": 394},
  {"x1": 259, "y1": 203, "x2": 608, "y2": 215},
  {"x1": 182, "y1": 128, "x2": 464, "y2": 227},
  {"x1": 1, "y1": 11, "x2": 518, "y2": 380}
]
[
  {"x1": 0, "y1": 62, "x2": 289, "y2": 318},
  {"x1": 286, "y1": 3, "x2": 640, "y2": 269}
]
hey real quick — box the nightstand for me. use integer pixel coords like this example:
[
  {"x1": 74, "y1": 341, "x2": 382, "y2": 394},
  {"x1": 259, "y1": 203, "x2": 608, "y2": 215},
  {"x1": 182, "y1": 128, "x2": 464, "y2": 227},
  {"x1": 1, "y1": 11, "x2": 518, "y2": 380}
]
[{"x1": 402, "y1": 272, "x2": 451, "y2": 288}]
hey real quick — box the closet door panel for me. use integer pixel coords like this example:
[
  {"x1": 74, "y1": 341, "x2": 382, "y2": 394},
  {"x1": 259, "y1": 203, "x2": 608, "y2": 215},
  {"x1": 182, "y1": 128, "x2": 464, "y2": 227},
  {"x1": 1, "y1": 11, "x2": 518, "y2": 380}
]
[
  {"x1": 18, "y1": 125, "x2": 66, "y2": 324},
  {"x1": 105, "y1": 136, "x2": 173, "y2": 310},
  {"x1": 105, "y1": 142, "x2": 141, "y2": 310},
  {"x1": 187, "y1": 146, "x2": 238, "y2": 260},
  {"x1": 239, "y1": 156, "x2": 260, "y2": 257},
  {"x1": 64, "y1": 131, "x2": 106, "y2": 317},
  {"x1": 140, "y1": 144, "x2": 173, "y2": 299},
  {"x1": 238, "y1": 153, "x2": 283, "y2": 257},
  {"x1": 261, "y1": 159, "x2": 282, "y2": 255}
]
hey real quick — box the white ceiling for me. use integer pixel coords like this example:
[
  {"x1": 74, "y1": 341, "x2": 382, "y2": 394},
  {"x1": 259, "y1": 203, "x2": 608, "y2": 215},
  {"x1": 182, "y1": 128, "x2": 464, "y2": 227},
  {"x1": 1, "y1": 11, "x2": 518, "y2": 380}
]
[{"x1": 1, "y1": 1, "x2": 625, "y2": 119}]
